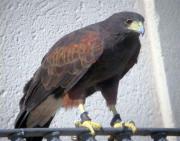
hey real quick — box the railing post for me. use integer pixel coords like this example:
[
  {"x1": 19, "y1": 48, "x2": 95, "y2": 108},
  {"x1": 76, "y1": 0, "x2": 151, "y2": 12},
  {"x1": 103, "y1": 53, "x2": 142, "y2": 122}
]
[
  {"x1": 80, "y1": 133, "x2": 97, "y2": 141},
  {"x1": 151, "y1": 133, "x2": 167, "y2": 141},
  {"x1": 71, "y1": 133, "x2": 97, "y2": 141},
  {"x1": 0, "y1": 127, "x2": 180, "y2": 141},
  {"x1": 45, "y1": 132, "x2": 61, "y2": 141},
  {"x1": 8, "y1": 131, "x2": 24, "y2": 141},
  {"x1": 108, "y1": 133, "x2": 132, "y2": 141}
]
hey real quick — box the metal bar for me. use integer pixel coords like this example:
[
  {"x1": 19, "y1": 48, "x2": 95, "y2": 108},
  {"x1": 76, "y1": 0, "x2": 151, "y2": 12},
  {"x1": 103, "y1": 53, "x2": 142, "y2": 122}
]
[
  {"x1": 151, "y1": 133, "x2": 168, "y2": 141},
  {"x1": 9, "y1": 137, "x2": 24, "y2": 141},
  {"x1": 8, "y1": 131, "x2": 24, "y2": 141},
  {"x1": 108, "y1": 133, "x2": 132, "y2": 141},
  {"x1": 80, "y1": 133, "x2": 97, "y2": 141},
  {"x1": 45, "y1": 132, "x2": 62, "y2": 141},
  {"x1": 0, "y1": 128, "x2": 179, "y2": 138}
]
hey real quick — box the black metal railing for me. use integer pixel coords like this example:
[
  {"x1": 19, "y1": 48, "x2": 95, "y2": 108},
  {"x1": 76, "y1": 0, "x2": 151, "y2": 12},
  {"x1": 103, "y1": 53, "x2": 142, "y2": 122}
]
[{"x1": 0, "y1": 128, "x2": 180, "y2": 141}]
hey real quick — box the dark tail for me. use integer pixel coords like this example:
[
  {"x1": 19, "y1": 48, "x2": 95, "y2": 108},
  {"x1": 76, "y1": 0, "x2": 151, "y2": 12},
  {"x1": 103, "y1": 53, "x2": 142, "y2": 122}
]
[
  {"x1": 15, "y1": 78, "x2": 54, "y2": 141},
  {"x1": 15, "y1": 79, "x2": 32, "y2": 128},
  {"x1": 15, "y1": 110, "x2": 53, "y2": 141}
]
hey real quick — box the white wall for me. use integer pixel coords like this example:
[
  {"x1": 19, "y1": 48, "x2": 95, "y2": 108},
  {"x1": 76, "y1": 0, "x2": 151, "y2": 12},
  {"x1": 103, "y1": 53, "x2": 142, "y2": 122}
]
[
  {"x1": 154, "y1": 0, "x2": 180, "y2": 127},
  {"x1": 1, "y1": 0, "x2": 176, "y2": 140}
]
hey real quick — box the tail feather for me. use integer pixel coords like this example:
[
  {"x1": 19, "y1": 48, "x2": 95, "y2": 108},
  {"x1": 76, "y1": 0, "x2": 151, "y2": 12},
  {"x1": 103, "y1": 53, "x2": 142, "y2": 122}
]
[
  {"x1": 15, "y1": 78, "x2": 54, "y2": 141},
  {"x1": 15, "y1": 68, "x2": 62, "y2": 141},
  {"x1": 25, "y1": 117, "x2": 54, "y2": 141},
  {"x1": 15, "y1": 110, "x2": 29, "y2": 128},
  {"x1": 15, "y1": 110, "x2": 54, "y2": 141}
]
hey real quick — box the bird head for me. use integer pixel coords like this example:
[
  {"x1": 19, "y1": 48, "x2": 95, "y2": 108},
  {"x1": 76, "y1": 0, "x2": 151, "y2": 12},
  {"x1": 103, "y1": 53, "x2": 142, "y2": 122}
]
[{"x1": 104, "y1": 11, "x2": 145, "y2": 36}]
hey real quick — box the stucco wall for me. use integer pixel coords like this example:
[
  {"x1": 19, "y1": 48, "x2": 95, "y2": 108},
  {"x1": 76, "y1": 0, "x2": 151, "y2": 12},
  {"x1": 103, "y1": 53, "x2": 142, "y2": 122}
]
[
  {"x1": 155, "y1": 0, "x2": 180, "y2": 127},
  {"x1": 0, "y1": 0, "x2": 167, "y2": 141}
]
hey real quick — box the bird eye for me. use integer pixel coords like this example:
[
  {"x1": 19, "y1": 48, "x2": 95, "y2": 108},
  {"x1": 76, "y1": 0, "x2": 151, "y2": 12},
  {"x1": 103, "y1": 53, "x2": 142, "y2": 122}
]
[{"x1": 126, "y1": 19, "x2": 133, "y2": 24}]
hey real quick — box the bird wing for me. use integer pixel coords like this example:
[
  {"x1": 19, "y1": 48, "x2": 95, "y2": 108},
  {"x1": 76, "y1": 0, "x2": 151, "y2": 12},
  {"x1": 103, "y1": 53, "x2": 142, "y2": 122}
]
[
  {"x1": 41, "y1": 31, "x2": 104, "y2": 90},
  {"x1": 22, "y1": 30, "x2": 104, "y2": 111}
]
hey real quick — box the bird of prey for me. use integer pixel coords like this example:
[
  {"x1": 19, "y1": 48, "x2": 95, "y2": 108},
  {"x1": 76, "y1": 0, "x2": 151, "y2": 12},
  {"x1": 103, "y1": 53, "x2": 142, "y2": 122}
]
[{"x1": 15, "y1": 11, "x2": 144, "y2": 141}]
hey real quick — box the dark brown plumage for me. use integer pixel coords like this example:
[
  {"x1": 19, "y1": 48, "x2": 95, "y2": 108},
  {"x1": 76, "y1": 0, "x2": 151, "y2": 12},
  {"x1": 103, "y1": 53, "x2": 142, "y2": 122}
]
[{"x1": 15, "y1": 11, "x2": 144, "y2": 141}]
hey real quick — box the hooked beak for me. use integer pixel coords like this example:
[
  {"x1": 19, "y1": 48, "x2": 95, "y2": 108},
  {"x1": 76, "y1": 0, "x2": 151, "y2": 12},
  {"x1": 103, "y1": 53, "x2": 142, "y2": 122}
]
[{"x1": 128, "y1": 21, "x2": 145, "y2": 35}]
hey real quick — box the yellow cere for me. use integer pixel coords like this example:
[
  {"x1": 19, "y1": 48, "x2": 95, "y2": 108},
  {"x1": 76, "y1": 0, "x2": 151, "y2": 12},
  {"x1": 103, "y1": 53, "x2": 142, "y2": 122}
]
[{"x1": 128, "y1": 21, "x2": 144, "y2": 34}]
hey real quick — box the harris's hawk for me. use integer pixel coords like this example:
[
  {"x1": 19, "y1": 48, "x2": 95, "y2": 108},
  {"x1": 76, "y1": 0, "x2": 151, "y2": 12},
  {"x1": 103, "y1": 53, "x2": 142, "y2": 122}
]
[{"x1": 15, "y1": 11, "x2": 145, "y2": 140}]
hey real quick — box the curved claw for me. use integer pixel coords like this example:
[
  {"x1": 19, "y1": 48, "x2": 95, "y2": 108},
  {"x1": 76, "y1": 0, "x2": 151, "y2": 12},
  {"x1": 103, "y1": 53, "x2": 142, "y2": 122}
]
[
  {"x1": 124, "y1": 121, "x2": 137, "y2": 133},
  {"x1": 75, "y1": 120, "x2": 102, "y2": 136},
  {"x1": 113, "y1": 120, "x2": 137, "y2": 133}
]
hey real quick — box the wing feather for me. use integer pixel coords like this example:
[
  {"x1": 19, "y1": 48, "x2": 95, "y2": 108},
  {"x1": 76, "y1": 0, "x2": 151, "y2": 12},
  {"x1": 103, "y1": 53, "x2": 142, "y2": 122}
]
[
  {"x1": 41, "y1": 31, "x2": 103, "y2": 91},
  {"x1": 22, "y1": 30, "x2": 104, "y2": 111}
]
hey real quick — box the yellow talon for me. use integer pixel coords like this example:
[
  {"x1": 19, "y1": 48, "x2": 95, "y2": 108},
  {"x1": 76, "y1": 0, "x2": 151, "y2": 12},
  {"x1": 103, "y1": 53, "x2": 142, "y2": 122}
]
[
  {"x1": 124, "y1": 121, "x2": 137, "y2": 133},
  {"x1": 113, "y1": 121, "x2": 137, "y2": 133},
  {"x1": 75, "y1": 120, "x2": 102, "y2": 136},
  {"x1": 113, "y1": 121, "x2": 123, "y2": 128}
]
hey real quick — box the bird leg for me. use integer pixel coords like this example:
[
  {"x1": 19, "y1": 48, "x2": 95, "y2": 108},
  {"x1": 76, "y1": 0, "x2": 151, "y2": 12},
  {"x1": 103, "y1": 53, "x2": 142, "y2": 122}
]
[
  {"x1": 109, "y1": 105, "x2": 137, "y2": 133},
  {"x1": 75, "y1": 103, "x2": 102, "y2": 136}
]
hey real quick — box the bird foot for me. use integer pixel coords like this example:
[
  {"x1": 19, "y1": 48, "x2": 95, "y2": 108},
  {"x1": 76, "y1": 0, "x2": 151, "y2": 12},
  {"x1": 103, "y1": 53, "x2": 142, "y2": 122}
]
[
  {"x1": 113, "y1": 120, "x2": 137, "y2": 133},
  {"x1": 108, "y1": 121, "x2": 135, "y2": 141},
  {"x1": 75, "y1": 120, "x2": 102, "y2": 136}
]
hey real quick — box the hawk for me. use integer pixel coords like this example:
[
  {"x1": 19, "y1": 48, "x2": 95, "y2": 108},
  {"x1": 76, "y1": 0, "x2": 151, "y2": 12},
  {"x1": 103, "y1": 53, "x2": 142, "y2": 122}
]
[{"x1": 15, "y1": 11, "x2": 145, "y2": 141}]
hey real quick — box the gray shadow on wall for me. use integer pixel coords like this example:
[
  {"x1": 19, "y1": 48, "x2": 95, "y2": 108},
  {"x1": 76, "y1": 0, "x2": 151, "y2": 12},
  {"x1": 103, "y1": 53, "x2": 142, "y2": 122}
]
[{"x1": 154, "y1": 0, "x2": 180, "y2": 129}]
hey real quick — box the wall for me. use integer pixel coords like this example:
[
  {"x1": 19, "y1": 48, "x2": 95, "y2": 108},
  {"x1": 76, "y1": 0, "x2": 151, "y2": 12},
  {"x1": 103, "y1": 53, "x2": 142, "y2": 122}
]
[
  {"x1": 0, "y1": 0, "x2": 171, "y2": 140},
  {"x1": 154, "y1": 0, "x2": 180, "y2": 127}
]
